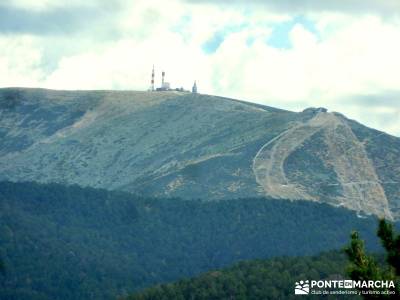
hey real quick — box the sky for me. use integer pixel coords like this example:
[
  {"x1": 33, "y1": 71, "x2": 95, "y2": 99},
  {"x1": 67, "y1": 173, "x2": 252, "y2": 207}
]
[{"x1": 1, "y1": 0, "x2": 400, "y2": 136}]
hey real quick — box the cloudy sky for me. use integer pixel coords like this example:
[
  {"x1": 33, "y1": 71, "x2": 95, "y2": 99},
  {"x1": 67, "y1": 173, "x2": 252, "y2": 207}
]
[{"x1": 1, "y1": 0, "x2": 400, "y2": 136}]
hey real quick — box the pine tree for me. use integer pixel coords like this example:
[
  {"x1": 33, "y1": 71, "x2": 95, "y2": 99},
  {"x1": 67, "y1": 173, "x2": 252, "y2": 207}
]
[
  {"x1": 377, "y1": 219, "x2": 400, "y2": 276},
  {"x1": 345, "y1": 219, "x2": 399, "y2": 298},
  {"x1": 345, "y1": 231, "x2": 383, "y2": 281}
]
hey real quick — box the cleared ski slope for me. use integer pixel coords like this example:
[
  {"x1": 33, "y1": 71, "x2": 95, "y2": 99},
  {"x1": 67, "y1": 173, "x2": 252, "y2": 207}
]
[{"x1": 253, "y1": 111, "x2": 393, "y2": 220}]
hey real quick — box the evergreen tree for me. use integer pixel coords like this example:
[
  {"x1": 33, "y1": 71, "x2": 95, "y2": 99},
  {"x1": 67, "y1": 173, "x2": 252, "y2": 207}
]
[
  {"x1": 345, "y1": 219, "x2": 399, "y2": 298},
  {"x1": 377, "y1": 219, "x2": 400, "y2": 276},
  {"x1": 345, "y1": 231, "x2": 383, "y2": 281}
]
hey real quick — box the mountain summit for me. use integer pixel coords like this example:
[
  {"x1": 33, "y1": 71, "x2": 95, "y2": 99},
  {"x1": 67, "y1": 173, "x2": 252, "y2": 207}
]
[{"x1": 1, "y1": 88, "x2": 399, "y2": 219}]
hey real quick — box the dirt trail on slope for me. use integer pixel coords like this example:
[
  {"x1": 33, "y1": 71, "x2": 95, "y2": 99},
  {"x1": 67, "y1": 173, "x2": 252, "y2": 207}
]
[{"x1": 253, "y1": 112, "x2": 392, "y2": 219}]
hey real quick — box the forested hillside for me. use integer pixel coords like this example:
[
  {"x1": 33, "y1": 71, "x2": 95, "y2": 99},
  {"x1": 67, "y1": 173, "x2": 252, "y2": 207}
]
[
  {"x1": 126, "y1": 251, "x2": 356, "y2": 300},
  {"x1": 0, "y1": 181, "x2": 385, "y2": 299}
]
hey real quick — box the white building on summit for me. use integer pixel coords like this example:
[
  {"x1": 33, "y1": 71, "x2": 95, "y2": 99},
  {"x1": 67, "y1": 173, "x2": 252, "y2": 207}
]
[{"x1": 149, "y1": 66, "x2": 197, "y2": 93}]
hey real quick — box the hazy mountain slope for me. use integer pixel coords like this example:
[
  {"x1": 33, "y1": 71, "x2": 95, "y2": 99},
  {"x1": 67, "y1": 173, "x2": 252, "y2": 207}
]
[
  {"x1": 347, "y1": 119, "x2": 400, "y2": 219},
  {"x1": 0, "y1": 88, "x2": 399, "y2": 219},
  {"x1": 0, "y1": 88, "x2": 295, "y2": 199}
]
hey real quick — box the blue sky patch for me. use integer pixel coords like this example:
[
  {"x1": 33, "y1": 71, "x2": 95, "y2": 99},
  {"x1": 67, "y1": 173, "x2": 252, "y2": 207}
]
[
  {"x1": 201, "y1": 24, "x2": 248, "y2": 54},
  {"x1": 171, "y1": 15, "x2": 192, "y2": 42},
  {"x1": 201, "y1": 16, "x2": 319, "y2": 54},
  {"x1": 267, "y1": 16, "x2": 319, "y2": 49},
  {"x1": 202, "y1": 30, "x2": 226, "y2": 54}
]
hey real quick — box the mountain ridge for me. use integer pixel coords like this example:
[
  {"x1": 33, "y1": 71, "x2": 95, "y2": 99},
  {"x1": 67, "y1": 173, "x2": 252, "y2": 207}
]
[{"x1": 1, "y1": 88, "x2": 399, "y2": 219}]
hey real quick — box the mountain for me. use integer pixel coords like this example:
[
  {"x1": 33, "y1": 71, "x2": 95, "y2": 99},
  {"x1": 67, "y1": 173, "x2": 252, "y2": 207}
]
[
  {"x1": 0, "y1": 88, "x2": 399, "y2": 219},
  {"x1": 0, "y1": 181, "x2": 384, "y2": 300},
  {"x1": 126, "y1": 251, "x2": 354, "y2": 300}
]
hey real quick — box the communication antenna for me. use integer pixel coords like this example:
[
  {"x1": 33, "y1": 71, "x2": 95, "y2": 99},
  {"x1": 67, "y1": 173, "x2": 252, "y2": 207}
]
[{"x1": 151, "y1": 65, "x2": 155, "y2": 91}]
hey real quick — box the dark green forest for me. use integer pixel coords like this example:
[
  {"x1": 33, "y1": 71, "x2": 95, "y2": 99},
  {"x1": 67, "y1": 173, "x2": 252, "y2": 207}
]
[
  {"x1": 126, "y1": 251, "x2": 356, "y2": 300},
  {"x1": 0, "y1": 181, "x2": 388, "y2": 299},
  {"x1": 129, "y1": 221, "x2": 400, "y2": 300}
]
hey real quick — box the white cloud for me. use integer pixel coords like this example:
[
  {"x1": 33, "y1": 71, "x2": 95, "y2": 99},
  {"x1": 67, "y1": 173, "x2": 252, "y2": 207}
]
[
  {"x1": 8, "y1": 0, "x2": 55, "y2": 10},
  {"x1": 0, "y1": 35, "x2": 44, "y2": 87},
  {"x1": 1, "y1": 1, "x2": 400, "y2": 136},
  {"x1": 8, "y1": 0, "x2": 107, "y2": 10},
  {"x1": 186, "y1": 0, "x2": 400, "y2": 17}
]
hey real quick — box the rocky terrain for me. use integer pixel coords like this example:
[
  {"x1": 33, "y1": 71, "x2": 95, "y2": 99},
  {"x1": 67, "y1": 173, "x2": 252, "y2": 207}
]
[{"x1": 1, "y1": 88, "x2": 399, "y2": 219}]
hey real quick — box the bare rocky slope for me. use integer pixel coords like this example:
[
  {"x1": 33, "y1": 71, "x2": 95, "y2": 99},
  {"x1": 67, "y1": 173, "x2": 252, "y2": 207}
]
[{"x1": 0, "y1": 88, "x2": 399, "y2": 219}]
